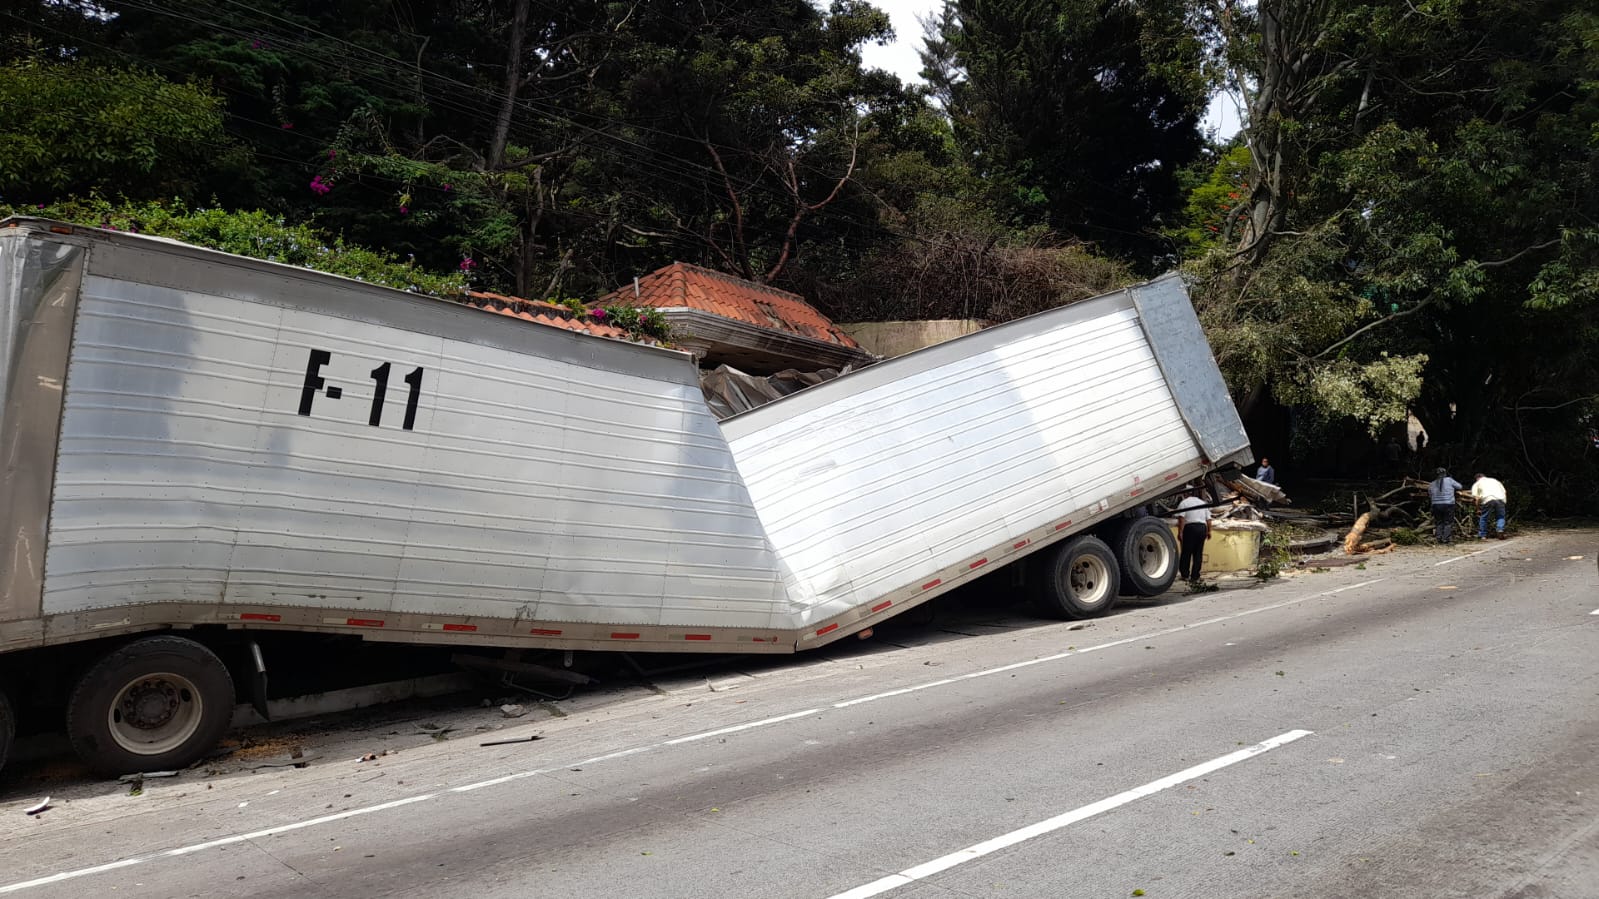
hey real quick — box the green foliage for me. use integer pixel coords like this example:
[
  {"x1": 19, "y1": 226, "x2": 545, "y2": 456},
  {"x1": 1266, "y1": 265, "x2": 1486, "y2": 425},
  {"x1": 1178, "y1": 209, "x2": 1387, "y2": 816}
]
[
  {"x1": 1391, "y1": 527, "x2": 1421, "y2": 546},
  {"x1": 1254, "y1": 529, "x2": 1291, "y2": 581},
  {"x1": 926, "y1": 0, "x2": 1209, "y2": 265},
  {"x1": 593, "y1": 305, "x2": 672, "y2": 343},
  {"x1": 5, "y1": 198, "x2": 467, "y2": 298},
  {"x1": 0, "y1": 58, "x2": 236, "y2": 202}
]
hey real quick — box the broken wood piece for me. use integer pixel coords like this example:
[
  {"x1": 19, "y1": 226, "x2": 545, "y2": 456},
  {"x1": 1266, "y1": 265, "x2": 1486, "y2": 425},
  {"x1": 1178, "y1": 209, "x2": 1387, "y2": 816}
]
[{"x1": 1343, "y1": 512, "x2": 1371, "y2": 555}]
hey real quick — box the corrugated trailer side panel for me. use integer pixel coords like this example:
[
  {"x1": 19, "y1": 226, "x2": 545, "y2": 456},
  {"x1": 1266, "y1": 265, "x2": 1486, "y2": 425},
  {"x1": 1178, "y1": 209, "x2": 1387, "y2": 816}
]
[
  {"x1": 721, "y1": 276, "x2": 1239, "y2": 643},
  {"x1": 35, "y1": 232, "x2": 792, "y2": 644}
]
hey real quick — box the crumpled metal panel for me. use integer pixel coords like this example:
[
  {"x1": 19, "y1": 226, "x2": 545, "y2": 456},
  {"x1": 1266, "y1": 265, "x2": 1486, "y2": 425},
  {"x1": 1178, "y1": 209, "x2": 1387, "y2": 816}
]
[
  {"x1": 0, "y1": 230, "x2": 81, "y2": 625},
  {"x1": 722, "y1": 282, "x2": 1218, "y2": 626},
  {"x1": 38, "y1": 233, "x2": 790, "y2": 630}
]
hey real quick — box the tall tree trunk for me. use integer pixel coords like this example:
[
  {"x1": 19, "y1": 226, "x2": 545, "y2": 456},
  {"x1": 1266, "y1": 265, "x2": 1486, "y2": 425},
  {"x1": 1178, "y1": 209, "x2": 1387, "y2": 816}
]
[{"x1": 488, "y1": 0, "x2": 530, "y2": 170}]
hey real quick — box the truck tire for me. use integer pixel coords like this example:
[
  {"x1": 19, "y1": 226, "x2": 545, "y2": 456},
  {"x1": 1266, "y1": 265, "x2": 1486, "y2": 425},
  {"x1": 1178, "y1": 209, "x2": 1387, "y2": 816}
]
[
  {"x1": 1032, "y1": 535, "x2": 1122, "y2": 619},
  {"x1": 0, "y1": 687, "x2": 14, "y2": 775},
  {"x1": 66, "y1": 636, "x2": 235, "y2": 777},
  {"x1": 1109, "y1": 517, "x2": 1179, "y2": 596}
]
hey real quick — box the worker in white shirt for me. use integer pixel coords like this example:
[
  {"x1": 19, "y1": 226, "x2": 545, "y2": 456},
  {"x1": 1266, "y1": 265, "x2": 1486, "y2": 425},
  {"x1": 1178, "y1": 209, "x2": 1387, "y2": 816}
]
[
  {"x1": 1469, "y1": 472, "x2": 1508, "y2": 539},
  {"x1": 1172, "y1": 490, "x2": 1213, "y2": 583}
]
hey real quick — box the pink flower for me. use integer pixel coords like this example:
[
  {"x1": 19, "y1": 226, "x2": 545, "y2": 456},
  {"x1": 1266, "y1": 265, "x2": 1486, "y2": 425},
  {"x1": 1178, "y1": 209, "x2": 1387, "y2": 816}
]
[
  {"x1": 590, "y1": 308, "x2": 607, "y2": 320},
  {"x1": 327, "y1": 149, "x2": 337, "y2": 160},
  {"x1": 442, "y1": 183, "x2": 452, "y2": 192},
  {"x1": 251, "y1": 39, "x2": 263, "y2": 49},
  {"x1": 309, "y1": 176, "x2": 332, "y2": 196},
  {"x1": 281, "y1": 122, "x2": 294, "y2": 130},
  {"x1": 458, "y1": 257, "x2": 476, "y2": 272}
]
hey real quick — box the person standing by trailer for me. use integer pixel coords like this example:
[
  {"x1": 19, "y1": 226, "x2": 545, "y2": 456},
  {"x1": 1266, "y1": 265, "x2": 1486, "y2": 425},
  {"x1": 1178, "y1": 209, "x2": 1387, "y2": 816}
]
[
  {"x1": 1172, "y1": 491, "x2": 1212, "y2": 584},
  {"x1": 1429, "y1": 467, "x2": 1465, "y2": 545},
  {"x1": 1255, "y1": 457, "x2": 1277, "y2": 485},
  {"x1": 1470, "y1": 472, "x2": 1508, "y2": 539}
]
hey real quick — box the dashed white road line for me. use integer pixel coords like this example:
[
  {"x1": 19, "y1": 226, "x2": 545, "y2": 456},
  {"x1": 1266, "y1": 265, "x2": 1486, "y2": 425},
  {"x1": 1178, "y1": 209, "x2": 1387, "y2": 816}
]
[
  {"x1": 1434, "y1": 549, "x2": 1490, "y2": 566},
  {"x1": 1589, "y1": 609, "x2": 1599, "y2": 616},
  {"x1": 0, "y1": 579, "x2": 1387, "y2": 895},
  {"x1": 824, "y1": 729, "x2": 1315, "y2": 899}
]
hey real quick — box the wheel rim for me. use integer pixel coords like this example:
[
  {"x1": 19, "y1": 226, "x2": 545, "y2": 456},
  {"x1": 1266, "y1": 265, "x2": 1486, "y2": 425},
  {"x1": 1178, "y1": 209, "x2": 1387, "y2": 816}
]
[
  {"x1": 107, "y1": 672, "x2": 205, "y2": 757},
  {"x1": 1134, "y1": 533, "x2": 1173, "y2": 579},
  {"x1": 1068, "y1": 553, "x2": 1111, "y2": 606}
]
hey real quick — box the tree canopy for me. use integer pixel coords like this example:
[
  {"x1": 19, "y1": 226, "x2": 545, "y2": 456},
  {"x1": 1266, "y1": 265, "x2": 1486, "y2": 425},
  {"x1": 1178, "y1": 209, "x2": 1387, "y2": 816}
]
[{"x1": 3, "y1": 0, "x2": 1598, "y2": 508}]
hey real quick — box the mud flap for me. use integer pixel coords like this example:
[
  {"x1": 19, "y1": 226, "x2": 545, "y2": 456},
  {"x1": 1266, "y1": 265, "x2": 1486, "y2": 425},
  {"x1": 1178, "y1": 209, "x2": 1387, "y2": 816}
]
[{"x1": 247, "y1": 640, "x2": 270, "y2": 721}]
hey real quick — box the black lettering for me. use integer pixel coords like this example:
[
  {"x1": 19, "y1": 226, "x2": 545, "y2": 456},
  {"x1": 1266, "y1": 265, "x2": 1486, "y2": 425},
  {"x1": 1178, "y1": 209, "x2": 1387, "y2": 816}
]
[
  {"x1": 298, "y1": 349, "x2": 331, "y2": 416},
  {"x1": 402, "y1": 366, "x2": 423, "y2": 431},
  {"x1": 368, "y1": 362, "x2": 391, "y2": 426}
]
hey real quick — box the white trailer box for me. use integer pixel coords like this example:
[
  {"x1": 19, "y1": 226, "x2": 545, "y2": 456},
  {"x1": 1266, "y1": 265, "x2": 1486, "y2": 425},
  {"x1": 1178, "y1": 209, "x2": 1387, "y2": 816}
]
[{"x1": 0, "y1": 219, "x2": 1249, "y2": 774}]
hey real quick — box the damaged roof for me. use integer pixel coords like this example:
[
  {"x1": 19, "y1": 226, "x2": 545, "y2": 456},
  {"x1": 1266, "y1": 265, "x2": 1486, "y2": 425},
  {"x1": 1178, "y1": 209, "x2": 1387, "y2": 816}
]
[
  {"x1": 462, "y1": 291, "x2": 644, "y2": 343},
  {"x1": 595, "y1": 262, "x2": 862, "y2": 349}
]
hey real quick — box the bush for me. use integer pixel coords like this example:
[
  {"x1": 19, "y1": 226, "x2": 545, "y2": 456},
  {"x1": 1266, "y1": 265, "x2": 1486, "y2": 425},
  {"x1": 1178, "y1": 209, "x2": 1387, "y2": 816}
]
[
  {"x1": 1254, "y1": 529, "x2": 1292, "y2": 581},
  {"x1": 4, "y1": 198, "x2": 468, "y2": 298}
]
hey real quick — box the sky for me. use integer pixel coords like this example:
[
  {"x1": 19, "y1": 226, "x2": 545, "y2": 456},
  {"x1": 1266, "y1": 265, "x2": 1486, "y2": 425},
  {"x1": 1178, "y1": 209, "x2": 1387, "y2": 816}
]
[{"x1": 856, "y1": 0, "x2": 1243, "y2": 138}]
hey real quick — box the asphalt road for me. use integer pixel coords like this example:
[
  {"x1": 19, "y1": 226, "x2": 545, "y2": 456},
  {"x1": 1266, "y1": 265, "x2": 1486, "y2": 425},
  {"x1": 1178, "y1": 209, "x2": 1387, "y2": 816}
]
[{"x1": 2, "y1": 530, "x2": 1597, "y2": 899}]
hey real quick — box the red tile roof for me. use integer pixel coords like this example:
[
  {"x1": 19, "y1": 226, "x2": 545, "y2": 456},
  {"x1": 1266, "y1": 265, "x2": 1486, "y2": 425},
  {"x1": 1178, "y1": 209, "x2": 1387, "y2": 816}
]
[
  {"x1": 462, "y1": 291, "x2": 643, "y2": 343},
  {"x1": 596, "y1": 263, "x2": 861, "y2": 348}
]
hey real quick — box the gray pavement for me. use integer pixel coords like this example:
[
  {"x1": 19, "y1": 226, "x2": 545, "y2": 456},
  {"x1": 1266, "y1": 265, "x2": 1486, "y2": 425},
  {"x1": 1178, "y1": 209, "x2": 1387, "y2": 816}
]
[{"x1": 2, "y1": 531, "x2": 1597, "y2": 898}]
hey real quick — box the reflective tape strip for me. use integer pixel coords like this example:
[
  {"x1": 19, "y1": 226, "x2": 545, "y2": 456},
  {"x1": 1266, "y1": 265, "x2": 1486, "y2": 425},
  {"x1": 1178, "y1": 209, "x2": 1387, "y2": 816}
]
[
  {"x1": 1013, "y1": 539, "x2": 1030, "y2": 549},
  {"x1": 969, "y1": 558, "x2": 988, "y2": 569},
  {"x1": 683, "y1": 634, "x2": 712, "y2": 641},
  {"x1": 421, "y1": 623, "x2": 477, "y2": 632},
  {"x1": 240, "y1": 613, "x2": 281, "y2": 622},
  {"x1": 741, "y1": 635, "x2": 780, "y2": 643},
  {"x1": 922, "y1": 578, "x2": 942, "y2": 590},
  {"x1": 610, "y1": 632, "x2": 640, "y2": 640},
  {"x1": 324, "y1": 617, "x2": 384, "y2": 628},
  {"x1": 529, "y1": 628, "x2": 562, "y2": 636},
  {"x1": 1055, "y1": 520, "x2": 1074, "y2": 531},
  {"x1": 816, "y1": 623, "x2": 839, "y2": 636},
  {"x1": 1164, "y1": 472, "x2": 1180, "y2": 481},
  {"x1": 871, "y1": 600, "x2": 892, "y2": 613}
]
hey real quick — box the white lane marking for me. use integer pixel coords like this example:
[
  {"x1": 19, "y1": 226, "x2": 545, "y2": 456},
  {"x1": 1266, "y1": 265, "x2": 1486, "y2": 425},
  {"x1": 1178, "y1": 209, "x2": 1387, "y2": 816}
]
[
  {"x1": 0, "y1": 795, "x2": 437, "y2": 894},
  {"x1": 0, "y1": 579, "x2": 1385, "y2": 894},
  {"x1": 663, "y1": 708, "x2": 822, "y2": 745},
  {"x1": 832, "y1": 579, "x2": 1387, "y2": 710},
  {"x1": 1435, "y1": 549, "x2": 1489, "y2": 566},
  {"x1": 0, "y1": 860, "x2": 142, "y2": 895},
  {"x1": 1590, "y1": 609, "x2": 1599, "y2": 616},
  {"x1": 824, "y1": 729, "x2": 1314, "y2": 899}
]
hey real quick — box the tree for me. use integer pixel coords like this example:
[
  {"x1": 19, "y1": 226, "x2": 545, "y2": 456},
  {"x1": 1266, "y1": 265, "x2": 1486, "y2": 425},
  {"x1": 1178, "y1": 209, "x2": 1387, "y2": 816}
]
[
  {"x1": 0, "y1": 58, "x2": 237, "y2": 202},
  {"x1": 924, "y1": 0, "x2": 1211, "y2": 267}
]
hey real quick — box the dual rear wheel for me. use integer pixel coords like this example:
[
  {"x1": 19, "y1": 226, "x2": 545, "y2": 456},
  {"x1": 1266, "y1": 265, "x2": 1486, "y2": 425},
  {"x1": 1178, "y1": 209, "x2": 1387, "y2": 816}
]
[{"x1": 1031, "y1": 517, "x2": 1179, "y2": 619}]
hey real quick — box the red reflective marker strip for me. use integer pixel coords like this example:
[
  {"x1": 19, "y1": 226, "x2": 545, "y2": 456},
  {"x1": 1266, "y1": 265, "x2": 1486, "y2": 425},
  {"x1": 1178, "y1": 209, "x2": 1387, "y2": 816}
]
[
  {"x1": 816, "y1": 623, "x2": 839, "y2": 636},
  {"x1": 970, "y1": 558, "x2": 988, "y2": 569},
  {"x1": 442, "y1": 623, "x2": 477, "y2": 632},
  {"x1": 922, "y1": 578, "x2": 942, "y2": 590},
  {"x1": 347, "y1": 618, "x2": 384, "y2": 628},
  {"x1": 684, "y1": 634, "x2": 712, "y2": 641},
  {"x1": 1164, "y1": 472, "x2": 1180, "y2": 481},
  {"x1": 1055, "y1": 520, "x2": 1074, "y2": 531},
  {"x1": 241, "y1": 613, "x2": 281, "y2": 622},
  {"x1": 1130, "y1": 488, "x2": 1144, "y2": 497},
  {"x1": 529, "y1": 628, "x2": 563, "y2": 636},
  {"x1": 871, "y1": 600, "x2": 892, "y2": 613},
  {"x1": 1014, "y1": 539, "x2": 1030, "y2": 549},
  {"x1": 610, "y1": 632, "x2": 640, "y2": 640}
]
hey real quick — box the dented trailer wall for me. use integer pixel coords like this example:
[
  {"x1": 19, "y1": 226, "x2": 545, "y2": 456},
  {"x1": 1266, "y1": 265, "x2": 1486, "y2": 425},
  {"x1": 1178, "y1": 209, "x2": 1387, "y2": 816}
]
[
  {"x1": 722, "y1": 274, "x2": 1252, "y2": 648},
  {"x1": 0, "y1": 220, "x2": 796, "y2": 654},
  {"x1": 0, "y1": 221, "x2": 1248, "y2": 658}
]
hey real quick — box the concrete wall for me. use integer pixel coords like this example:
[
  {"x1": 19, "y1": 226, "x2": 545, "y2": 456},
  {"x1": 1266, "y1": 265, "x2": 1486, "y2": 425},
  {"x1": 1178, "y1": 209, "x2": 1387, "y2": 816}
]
[{"x1": 839, "y1": 320, "x2": 987, "y2": 359}]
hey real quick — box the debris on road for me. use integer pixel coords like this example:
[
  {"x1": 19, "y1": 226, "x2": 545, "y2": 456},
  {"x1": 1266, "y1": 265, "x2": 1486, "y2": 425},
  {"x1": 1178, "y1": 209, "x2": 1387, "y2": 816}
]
[
  {"x1": 500, "y1": 704, "x2": 528, "y2": 718},
  {"x1": 479, "y1": 735, "x2": 543, "y2": 747},
  {"x1": 119, "y1": 770, "x2": 177, "y2": 782},
  {"x1": 23, "y1": 797, "x2": 50, "y2": 816}
]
